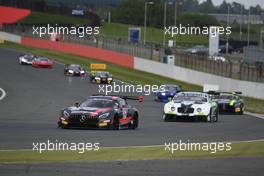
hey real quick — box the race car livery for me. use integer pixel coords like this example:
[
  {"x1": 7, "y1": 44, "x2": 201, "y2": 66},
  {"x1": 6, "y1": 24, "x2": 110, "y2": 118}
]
[
  {"x1": 212, "y1": 92, "x2": 244, "y2": 114},
  {"x1": 32, "y1": 57, "x2": 53, "y2": 68},
  {"x1": 18, "y1": 54, "x2": 35, "y2": 65},
  {"x1": 154, "y1": 84, "x2": 181, "y2": 102},
  {"x1": 58, "y1": 95, "x2": 143, "y2": 129},
  {"x1": 64, "y1": 64, "x2": 86, "y2": 76},
  {"x1": 163, "y1": 92, "x2": 218, "y2": 122},
  {"x1": 90, "y1": 71, "x2": 113, "y2": 84}
]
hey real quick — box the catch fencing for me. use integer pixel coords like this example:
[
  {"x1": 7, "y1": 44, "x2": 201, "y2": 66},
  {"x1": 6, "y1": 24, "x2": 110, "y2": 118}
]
[{"x1": 2, "y1": 24, "x2": 264, "y2": 82}]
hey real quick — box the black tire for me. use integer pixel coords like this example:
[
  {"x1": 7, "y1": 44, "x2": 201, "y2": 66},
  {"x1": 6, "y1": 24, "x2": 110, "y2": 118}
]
[
  {"x1": 207, "y1": 109, "x2": 213, "y2": 122},
  {"x1": 163, "y1": 114, "x2": 171, "y2": 122},
  {"x1": 112, "y1": 115, "x2": 120, "y2": 130},
  {"x1": 214, "y1": 109, "x2": 219, "y2": 122},
  {"x1": 130, "y1": 113, "x2": 138, "y2": 129},
  {"x1": 208, "y1": 109, "x2": 218, "y2": 123}
]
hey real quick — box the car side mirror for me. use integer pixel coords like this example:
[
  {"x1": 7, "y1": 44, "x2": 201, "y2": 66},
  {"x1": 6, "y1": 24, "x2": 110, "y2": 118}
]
[{"x1": 74, "y1": 102, "x2": 80, "y2": 107}]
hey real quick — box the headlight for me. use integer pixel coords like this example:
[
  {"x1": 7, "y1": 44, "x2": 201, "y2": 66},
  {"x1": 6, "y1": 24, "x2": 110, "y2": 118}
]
[
  {"x1": 68, "y1": 70, "x2": 74, "y2": 73},
  {"x1": 161, "y1": 92, "x2": 166, "y2": 96},
  {"x1": 63, "y1": 110, "x2": 70, "y2": 118},
  {"x1": 80, "y1": 70, "x2": 85, "y2": 73},
  {"x1": 99, "y1": 113, "x2": 110, "y2": 119},
  {"x1": 171, "y1": 107, "x2": 176, "y2": 111},
  {"x1": 107, "y1": 77, "x2": 113, "y2": 80},
  {"x1": 95, "y1": 77, "x2": 100, "y2": 80},
  {"x1": 197, "y1": 108, "x2": 202, "y2": 112}
]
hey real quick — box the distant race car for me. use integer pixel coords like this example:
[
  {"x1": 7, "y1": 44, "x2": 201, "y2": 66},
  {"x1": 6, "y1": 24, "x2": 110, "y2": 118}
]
[
  {"x1": 163, "y1": 92, "x2": 218, "y2": 122},
  {"x1": 154, "y1": 84, "x2": 181, "y2": 102},
  {"x1": 64, "y1": 64, "x2": 86, "y2": 76},
  {"x1": 18, "y1": 54, "x2": 35, "y2": 65},
  {"x1": 58, "y1": 95, "x2": 143, "y2": 130},
  {"x1": 90, "y1": 71, "x2": 113, "y2": 84},
  {"x1": 32, "y1": 57, "x2": 53, "y2": 68},
  {"x1": 212, "y1": 92, "x2": 244, "y2": 114}
]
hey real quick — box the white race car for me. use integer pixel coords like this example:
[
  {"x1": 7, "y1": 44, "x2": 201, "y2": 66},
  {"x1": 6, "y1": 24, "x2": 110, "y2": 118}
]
[
  {"x1": 19, "y1": 54, "x2": 35, "y2": 65},
  {"x1": 163, "y1": 92, "x2": 218, "y2": 122}
]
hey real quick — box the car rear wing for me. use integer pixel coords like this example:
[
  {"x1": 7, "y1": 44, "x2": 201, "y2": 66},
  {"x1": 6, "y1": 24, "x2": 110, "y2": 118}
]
[
  {"x1": 205, "y1": 91, "x2": 220, "y2": 95},
  {"x1": 216, "y1": 91, "x2": 242, "y2": 95}
]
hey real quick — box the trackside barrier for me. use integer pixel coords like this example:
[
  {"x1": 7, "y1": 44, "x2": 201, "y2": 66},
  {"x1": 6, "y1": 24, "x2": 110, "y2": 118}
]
[
  {"x1": 134, "y1": 57, "x2": 264, "y2": 99},
  {"x1": 0, "y1": 32, "x2": 21, "y2": 43},
  {"x1": 21, "y1": 37, "x2": 134, "y2": 68}
]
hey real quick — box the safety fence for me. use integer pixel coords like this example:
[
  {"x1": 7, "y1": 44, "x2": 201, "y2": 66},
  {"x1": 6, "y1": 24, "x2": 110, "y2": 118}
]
[{"x1": 2, "y1": 24, "x2": 264, "y2": 82}]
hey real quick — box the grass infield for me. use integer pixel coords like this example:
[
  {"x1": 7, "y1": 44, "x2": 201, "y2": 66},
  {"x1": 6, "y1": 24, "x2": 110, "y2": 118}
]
[{"x1": 0, "y1": 141, "x2": 263, "y2": 163}]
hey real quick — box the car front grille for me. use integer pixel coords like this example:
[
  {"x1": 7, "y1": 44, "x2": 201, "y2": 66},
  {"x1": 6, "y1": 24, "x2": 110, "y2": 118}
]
[
  {"x1": 69, "y1": 114, "x2": 98, "y2": 124},
  {"x1": 178, "y1": 107, "x2": 194, "y2": 114}
]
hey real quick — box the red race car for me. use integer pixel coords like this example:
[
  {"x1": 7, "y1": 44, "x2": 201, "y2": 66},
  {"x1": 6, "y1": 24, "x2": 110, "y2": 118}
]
[{"x1": 32, "y1": 57, "x2": 53, "y2": 68}]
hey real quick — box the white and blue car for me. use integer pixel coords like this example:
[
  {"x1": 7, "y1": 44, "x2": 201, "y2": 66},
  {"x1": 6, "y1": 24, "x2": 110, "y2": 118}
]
[{"x1": 163, "y1": 92, "x2": 218, "y2": 122}]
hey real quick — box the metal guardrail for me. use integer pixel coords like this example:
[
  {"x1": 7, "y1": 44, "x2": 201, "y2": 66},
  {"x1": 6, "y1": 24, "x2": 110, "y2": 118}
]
[{"x1": 2, "y1": 24, "x2": 264, "y2": 83}]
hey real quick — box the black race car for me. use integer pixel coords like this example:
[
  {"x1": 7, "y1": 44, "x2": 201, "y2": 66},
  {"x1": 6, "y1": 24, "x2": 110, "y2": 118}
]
[
  {"x1": 64, "y1": 64, "x2": 86, "y2": 76},
  {"x1": 90, "y1": 71, "x2": 113, "y2": 84},
  {"x1": 58, "y1": 95, "x2": 143, "y2": 130},
  {"x1": 212, "y1": 92, "x2": 244, "y2": 114}
]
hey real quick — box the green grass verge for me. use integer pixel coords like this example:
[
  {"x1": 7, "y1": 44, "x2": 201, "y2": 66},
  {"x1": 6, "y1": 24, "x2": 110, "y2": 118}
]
[
  {"x1": 0, "y1": 141, "x2": 263, "y2": 163},
  {"x1": 1, "y1": 41, "x2": 264, "y2": 114}
]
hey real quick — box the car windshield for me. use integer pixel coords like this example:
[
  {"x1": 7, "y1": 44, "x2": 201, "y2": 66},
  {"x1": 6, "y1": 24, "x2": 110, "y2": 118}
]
[
  {"x1": 25, "y1": 55, "x2": 34, "y2": 59},
  {"x1": 214, "y1": 94, "x2": 235, "y2": 100},
  {"x1": 36, "y1": 57, "x2": 48, "y2": 61},
  {"x1": 69, "y1": 65, "x2": 81, "y2": 70},
  {"x1": 80, "y1": 99, "x2": 115, "y2": 108},
  {"x1": 173, "y1": 93, "x2": 207, "y2": 103},
  {"x1": 96, "y1": 72, "x2": 109, "y2": 77}
]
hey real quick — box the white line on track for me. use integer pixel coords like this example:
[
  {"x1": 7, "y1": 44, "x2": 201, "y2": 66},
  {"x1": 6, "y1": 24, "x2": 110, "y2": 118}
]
[
  {"x1": 0, "y1": 87, "x2": 6, "y2": 101},
  {"x1": 0, "y1": 139, "x2": 263, "y2": 152},
  {"x1": 245, "y1": 112, "x2": 264, "y2": 120}
]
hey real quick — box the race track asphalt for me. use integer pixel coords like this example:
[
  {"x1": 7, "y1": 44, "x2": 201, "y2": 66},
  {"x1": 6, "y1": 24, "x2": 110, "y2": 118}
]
[
  {"x1": 0, "y1": 47, "x2": 264, "y2": 149},
  {"x1": 0, "y1": 157, "x2": 263, "y2": 176}
]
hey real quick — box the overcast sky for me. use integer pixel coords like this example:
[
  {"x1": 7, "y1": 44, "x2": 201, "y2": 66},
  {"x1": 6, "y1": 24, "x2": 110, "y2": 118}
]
[{"x1": 199, "y1": 0, "x2": 263, "y2": 8}]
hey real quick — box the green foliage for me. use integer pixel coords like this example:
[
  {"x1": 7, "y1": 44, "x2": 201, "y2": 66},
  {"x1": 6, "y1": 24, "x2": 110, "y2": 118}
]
[{"x1": 178, "y1": 13, "x2": 219, "y2": 27}]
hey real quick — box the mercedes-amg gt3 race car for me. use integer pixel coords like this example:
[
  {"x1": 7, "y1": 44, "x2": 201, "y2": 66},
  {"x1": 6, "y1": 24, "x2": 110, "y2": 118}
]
[
  {"x1": 163, "y1": 92, "x2": 218, "y2": 122},
  {"x1": 18, "y1": 54, "x2": 35, "y2": 65},
  {"x1": 90, "y1": 71, "x2": 113, "y2": 84},
  {"x1": 32, "y1": 57, "x2": 53, "y2": 68},
  {"x1": 212, "y1": 92, "x2": 244, "y2": 114},
  {"x1": 64, "y1": 64, "x2": 86, "y2": 76},
  {"x1": 58, "y1": 95, "x2": 143, "y2": 130},
  {"x1": 154, "y1": 84, "x2": 181, "y2": 102}
]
